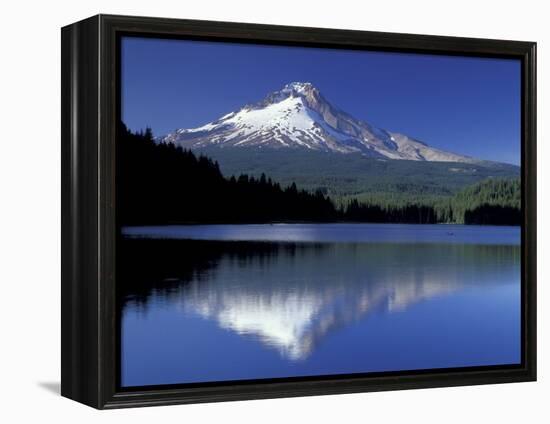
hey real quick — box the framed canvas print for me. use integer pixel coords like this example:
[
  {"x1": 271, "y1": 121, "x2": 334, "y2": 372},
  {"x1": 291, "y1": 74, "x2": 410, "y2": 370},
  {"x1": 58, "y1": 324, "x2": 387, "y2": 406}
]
[{"x1": 61, "y1": 14, "x2": 536, "y2": 409}]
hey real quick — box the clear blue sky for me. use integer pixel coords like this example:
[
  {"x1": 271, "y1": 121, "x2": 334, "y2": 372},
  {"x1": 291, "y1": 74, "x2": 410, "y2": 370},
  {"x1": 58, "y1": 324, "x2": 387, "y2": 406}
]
[{"x1": 122, "y1": 36, "x2": 521, "y2": 165}]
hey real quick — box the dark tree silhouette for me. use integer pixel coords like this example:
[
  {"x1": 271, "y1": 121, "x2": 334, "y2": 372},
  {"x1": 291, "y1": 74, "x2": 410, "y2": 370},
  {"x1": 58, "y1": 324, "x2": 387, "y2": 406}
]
[
  {"x1": 464, "y1": 205, "x2": 521, "y2": 225},
  {"x1": 117, "y1": 123, "x2": 336, "y2": 225}
]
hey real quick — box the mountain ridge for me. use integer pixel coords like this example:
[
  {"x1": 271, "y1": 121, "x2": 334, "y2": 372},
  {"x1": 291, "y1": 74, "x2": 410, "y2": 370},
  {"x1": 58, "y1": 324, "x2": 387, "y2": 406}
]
[{"x1": 160, "y1": 82, "x2": 488, "y2": 164}]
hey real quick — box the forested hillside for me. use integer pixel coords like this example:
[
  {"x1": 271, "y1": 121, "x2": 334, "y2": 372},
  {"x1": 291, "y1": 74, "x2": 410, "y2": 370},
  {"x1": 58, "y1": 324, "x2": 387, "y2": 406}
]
[
  {"x1": 198, "y1": 147, "x2": 520, "y2": 201},
  {"x1": 450, "y1": 179, "x2": 521, "y2": 225},
  {"x1": 347, "y1": 179, "x2": 521, "y2": 225},
  {"x1": 118, "y1": 125, "x2": 521, "y2": 226}
]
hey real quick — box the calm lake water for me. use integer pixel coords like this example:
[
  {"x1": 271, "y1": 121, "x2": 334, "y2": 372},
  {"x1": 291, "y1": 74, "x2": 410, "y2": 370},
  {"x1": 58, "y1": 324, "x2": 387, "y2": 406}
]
[{"x1": 119, "y1": 224, "x2": 521, "y2": 387}]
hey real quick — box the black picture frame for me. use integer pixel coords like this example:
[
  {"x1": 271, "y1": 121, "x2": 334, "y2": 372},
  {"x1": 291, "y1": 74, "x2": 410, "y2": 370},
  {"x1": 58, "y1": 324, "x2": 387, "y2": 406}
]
[{"x1": 61, "y1": 14, "x2": 537, "y2": 409}]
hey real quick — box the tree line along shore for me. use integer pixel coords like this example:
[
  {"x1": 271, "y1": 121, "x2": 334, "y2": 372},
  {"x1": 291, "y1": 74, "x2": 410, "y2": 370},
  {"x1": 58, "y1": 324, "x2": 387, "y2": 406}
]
[{"x1": 118, "y1": 124, "x2": 520, "y2": 226}]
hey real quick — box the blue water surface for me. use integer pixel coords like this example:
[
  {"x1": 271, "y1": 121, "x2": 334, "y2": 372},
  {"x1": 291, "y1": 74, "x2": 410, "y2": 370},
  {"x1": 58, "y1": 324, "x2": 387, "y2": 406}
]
[
  {"x1": 120, "y1": 224, "x2": 521, "y2": 387},
  {"x1": 122, "y1": 223, "x2": 519, "y2": 245}
]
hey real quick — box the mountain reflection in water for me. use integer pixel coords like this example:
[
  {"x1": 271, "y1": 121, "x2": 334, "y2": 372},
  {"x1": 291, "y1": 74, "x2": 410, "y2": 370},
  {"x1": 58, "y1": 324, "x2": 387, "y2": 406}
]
[{"x1": 119, "y1": 238, "x2": 520, "y2": 363}]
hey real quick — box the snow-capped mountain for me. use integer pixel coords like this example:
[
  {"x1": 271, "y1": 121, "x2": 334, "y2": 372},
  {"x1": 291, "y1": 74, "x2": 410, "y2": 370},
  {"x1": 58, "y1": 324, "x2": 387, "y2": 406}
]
[{"x1": 160, "y1": 82, "x2": 478, "y2": 163}]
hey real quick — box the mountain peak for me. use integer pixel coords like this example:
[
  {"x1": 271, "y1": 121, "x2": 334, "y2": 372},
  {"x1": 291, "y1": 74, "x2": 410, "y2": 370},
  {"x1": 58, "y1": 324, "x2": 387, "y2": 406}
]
[
  {"x1": 255, "y1": 81, "x2": 320, "y2": 109},
  {"x1": 282, "y1": 81, "x2": 316, "y2": 94},
  {"x1": 160, "y1": 82, "x2": 480, "y2": 164}
]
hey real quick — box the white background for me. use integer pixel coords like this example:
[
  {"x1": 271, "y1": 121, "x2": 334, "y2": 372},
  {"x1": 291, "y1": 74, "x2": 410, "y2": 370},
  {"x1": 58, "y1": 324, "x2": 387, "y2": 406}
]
[{"x1": 0, "y1": 0, "x2": 546, "y2": 422}]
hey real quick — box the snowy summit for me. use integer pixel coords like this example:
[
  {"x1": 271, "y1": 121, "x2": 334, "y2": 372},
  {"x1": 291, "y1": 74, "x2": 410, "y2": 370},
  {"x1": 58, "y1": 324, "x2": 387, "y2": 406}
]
[{"x1": 160, "y1": 82, "x2": 478, "y2": 163}]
